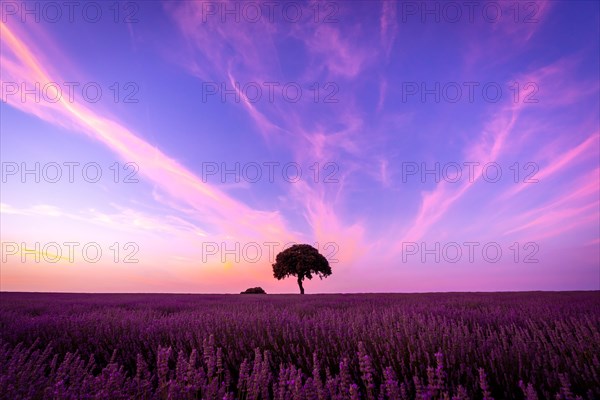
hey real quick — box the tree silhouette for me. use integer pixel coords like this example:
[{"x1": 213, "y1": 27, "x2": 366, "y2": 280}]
[{"x1": 272, "y1": 244, "x2": 332, "y2": 294}]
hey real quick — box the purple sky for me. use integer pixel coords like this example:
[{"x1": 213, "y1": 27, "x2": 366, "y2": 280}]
[{"x1": 1, "y1": 0, "x2": 599, "y2": 293}]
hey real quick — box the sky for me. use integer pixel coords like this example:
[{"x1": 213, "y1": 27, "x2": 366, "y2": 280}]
[{"x1": 0, "y1": 0, "x2": 598, "y2": 293}]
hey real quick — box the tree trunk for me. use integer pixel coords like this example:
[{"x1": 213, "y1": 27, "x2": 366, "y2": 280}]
[{"x1": 297, "y1": 276, "x2": 304, "y2": 294}]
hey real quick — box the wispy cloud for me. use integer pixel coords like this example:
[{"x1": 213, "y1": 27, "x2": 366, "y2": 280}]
[
  {"x1": 503, "y1": 132, "x2": 599, "y2": 199},
  {"x1": 396, "y1": 102, "x2": 522, "y2": 247},
  {"x1": 305, "y1": 25, "x2": 371, "y2": 79},
  {"x1": 380, "y1": 1, "x2": 398, "y2": 60},
  {"x1": 0, "y1": 21, "x2": 296, "y2": 244}
]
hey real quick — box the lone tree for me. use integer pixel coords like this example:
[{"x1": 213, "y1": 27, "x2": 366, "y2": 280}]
[{"x1": 272, "y1": 244, "x2": 332, "y2": 294}]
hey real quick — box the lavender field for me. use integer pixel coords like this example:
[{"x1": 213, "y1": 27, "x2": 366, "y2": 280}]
[{"x1": 1, "y1": 292, "x2": 598, "y2": 399}]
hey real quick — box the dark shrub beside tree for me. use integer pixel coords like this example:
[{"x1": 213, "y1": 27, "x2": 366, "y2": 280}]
[{"x1": 240, "y1": 287, "x2": 266, "y2": 294}]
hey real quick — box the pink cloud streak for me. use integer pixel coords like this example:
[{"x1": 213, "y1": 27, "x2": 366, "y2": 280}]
[{"x1": 0, "y1": 21, "x2": 295, "y2": 244}]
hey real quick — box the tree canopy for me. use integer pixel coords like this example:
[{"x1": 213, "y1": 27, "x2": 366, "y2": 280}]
[{"x1": 272, "y1": 244, "x2": 332, "y2": 294}]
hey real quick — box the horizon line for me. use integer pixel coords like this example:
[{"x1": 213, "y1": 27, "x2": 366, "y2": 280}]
[{"x1": 2, "y1": 290, "x2": 598, "y2": 295}]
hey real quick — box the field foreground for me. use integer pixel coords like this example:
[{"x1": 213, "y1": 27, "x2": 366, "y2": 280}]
[{"x1": 0, "y1": 292, "x2": 598, "y2": 399}]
